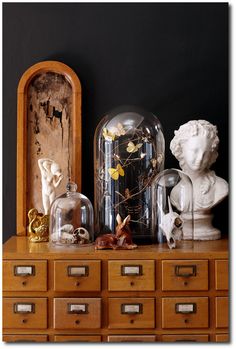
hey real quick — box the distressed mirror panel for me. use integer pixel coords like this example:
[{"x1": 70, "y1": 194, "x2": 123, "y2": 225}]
[{"x1": 27, "y1": 72, "x2": 73, "y2": 213}]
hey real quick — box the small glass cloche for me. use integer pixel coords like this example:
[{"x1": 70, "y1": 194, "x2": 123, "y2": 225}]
[
  {"x1": 151, "y1": 169, "x2": 194, "y2": 248},
  {"x1": 49, "y1": 182, "x2": 94, "y2": 246}
]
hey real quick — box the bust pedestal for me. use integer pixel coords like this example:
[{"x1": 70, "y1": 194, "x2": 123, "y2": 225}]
[{"x1": 182, "y1": 211, "x2": 221, "y2": 240}]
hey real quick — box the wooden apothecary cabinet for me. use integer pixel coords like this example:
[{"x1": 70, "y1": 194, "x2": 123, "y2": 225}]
[{"x1": 2, "y1": 236, "x2": 229, "y2": 342}]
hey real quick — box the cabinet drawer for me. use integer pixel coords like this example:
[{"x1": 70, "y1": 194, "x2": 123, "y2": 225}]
[
  {"x1": 54, "y1": 335, "x2": 101, "y2": 342},
  {"x1": 215, "y1": 334, "x2": 229, "y2": 342},
  {"x1": 3, "y1": 260, "x2": 47, "y2": 291},
  {"x1": 108, "y1": 335, "x2": 156, "y2": 342},
  {"x1": 162, "y1": 297, "x2": 209, "y2": 329},
  {"x1": 3, "y1": 298, "x2": 47, "y2": 329},
  {"x1": 3, "y1": 334, "x2": 48, "y2": 342},
  {"x1": 54, "y1": 260, "x2": 101, "y2": 291},
  {"x1": 108, "y1": 298, "x2": 155, "y2": 329},
  {"x1": 162, "y1": 335, "x2": 209, "y2": 342},
  {"x1": 216, "y1": 297, "x2": 228, "y2": 328},
  {"x1": 108, "y1": 260, "x2": 155, "y2": 291},
  {"x1": 162, "y1": 260, "x2": 208, "y2": 291},
  {"x1": 53, "y1": 298, "x2": 101, "y2": 329},
  {"x1": 215, "y1": 260, "x2": 228, "y2": 290}
]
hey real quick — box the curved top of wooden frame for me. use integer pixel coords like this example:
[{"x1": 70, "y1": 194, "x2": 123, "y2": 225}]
[{"x1": 18, "y1": 60, "x2": 81, "y2": 94}]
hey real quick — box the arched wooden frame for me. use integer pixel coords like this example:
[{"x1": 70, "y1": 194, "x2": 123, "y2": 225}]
[{"x1": 17, "y1": 61, "x2": 82, "y2": 235}]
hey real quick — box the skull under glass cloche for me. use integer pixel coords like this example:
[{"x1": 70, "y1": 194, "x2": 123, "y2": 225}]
[
  {"x1": 94, "y1": 106, "x2": 165, "y2": 243},
  {"x1": 49, "y1": 182, "x2": 94, "y2": 246},
  {"x1": 151, "y1": 168, "x2": 194, "y2": 249}
]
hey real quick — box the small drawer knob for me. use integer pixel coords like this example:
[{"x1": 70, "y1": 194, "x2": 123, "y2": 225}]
[
  {"x1": 75, "y1": 319, "x2": 80, "y2": 324},
  {"x1": 130, "y1": 281, "x2": 134, "y2": 286},
  {"x1": 184, "y1": 319, "x2": 189, "y2": 324},
  {"x1": 75, "y1": 281, "x2": 80, "y2": 286},
  {"x1": 22, "y1": 319, "x2": 27, "y2": 324},
  {"x1": 130, "y1": 319, "x2": 134, "y2": 324},
  {"x1": 184, "y1": 281, "x2": 188, "y2": 286},
  {"x1": 22, "y1": 281, "x2": 27, "y2": 286}
]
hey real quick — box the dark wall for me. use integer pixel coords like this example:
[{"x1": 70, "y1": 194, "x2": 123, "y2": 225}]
[{"x1": 3, "y1": 3, "x2": 229, "y2": 242}]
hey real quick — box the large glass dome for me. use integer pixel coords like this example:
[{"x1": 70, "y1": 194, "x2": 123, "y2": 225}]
[{"x1": 94, "y1": 106, "x2": 165, "y2": 244}]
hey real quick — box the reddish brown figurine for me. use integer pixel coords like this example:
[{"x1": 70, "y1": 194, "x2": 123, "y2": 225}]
[{"x1": 95, "y1": 214, "x2": 137, "y2": 250}]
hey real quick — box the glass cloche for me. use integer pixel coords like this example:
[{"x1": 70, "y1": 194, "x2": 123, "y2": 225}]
[
  {"x1": 151, "y1": 169, "x2": 194, "y2": 248},
  {"x1": 49, "y1": 182, "x2": 94, "y2": 246},
  {"x1": 94, "y1": 106, "x2": 165, "y2": 244}
]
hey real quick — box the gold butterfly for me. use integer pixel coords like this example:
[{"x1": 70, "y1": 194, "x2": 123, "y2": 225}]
[
  {"x1": 102, "y1": 127, "x2": 115, "y2": 141},
  {"x1": 108, "y1": 164, "x2": 125, "y2": 180},
  {"x1": 126, "y1": 141, "x2": 142, "y2": 153}
]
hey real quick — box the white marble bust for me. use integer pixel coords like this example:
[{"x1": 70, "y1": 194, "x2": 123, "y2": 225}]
[{"x1": 170, "y1": 120, "x2": 228, "y2": 240}]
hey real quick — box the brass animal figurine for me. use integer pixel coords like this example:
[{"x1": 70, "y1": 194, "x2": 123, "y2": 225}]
[
  {"x1": 95, "y1": 214, "x2": 137, "y2": 250},
  {"x1": 28, "y1": 208, "x2": 49, "y2": 242}
]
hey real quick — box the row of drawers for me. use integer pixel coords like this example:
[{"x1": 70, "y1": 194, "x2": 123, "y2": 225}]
[
  {"x1": 3, "y1": 334, "x2": 229, "y2": 342},
  {"x1": 3, "y1": 259, "x2": 228, "y2": 292},
  {"x1": 3, "y1": 296, "x2": 229, "y2": 330}
]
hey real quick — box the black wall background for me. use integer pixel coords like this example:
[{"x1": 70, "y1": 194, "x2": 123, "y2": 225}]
[{"x1": 3, "y1": 3, "x2": 229, "y2": 242}]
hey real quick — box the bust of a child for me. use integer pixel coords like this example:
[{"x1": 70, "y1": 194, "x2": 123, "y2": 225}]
[{"x1": 170, "y1": 120, "x2": 228, "y2": 240}]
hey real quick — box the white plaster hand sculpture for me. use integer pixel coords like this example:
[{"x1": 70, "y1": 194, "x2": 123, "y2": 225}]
[
  {"x1": 38, "y1": 158, "x2": 63, "y2": 215},
  {"x1": 170, "y1": 120, "x2": 228, "y2": 240}
]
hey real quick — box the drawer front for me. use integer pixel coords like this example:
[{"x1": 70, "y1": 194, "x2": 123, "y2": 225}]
[
  {"x1": 108, "y1": 260, "x2": 155, "y2": 291},
  {"x1": 3, "y1": 260, "x2": 47, "y2": 291},
  {"x1": 215, "y1": 334, "x2": 229, "y2": 342},
  {"x1": 162, "y1": 335, "x2": 209, "y2": 342},
  {"x1": 54, "y1": 260, "x2": 101, "y2": 291},
  {"x1": 3, "y1": 298, "x2": 47, "y2": 329},
  {"x1": 108, "y1": 335, "x2": 156, "y2": 342},
  {"x1": 53, "y1": 298, "x2": 101, "y2": 329},
  {"x1": 108, "y1": 298, "x2": 155, "y2": 329},
  {"x1": 216, "y1": 297, "x2": 228, "y2": 328},
  {"x1": 54, "y1": 335, "x2": 101, "y2": 342},
  {"x1": 215, "y1": 260, "x2": 228, "y2": 290},
  {"x1": 3, "y1": 334, "x2": 48, "y2": 342},
  {"x1": 162, "y1": 260, "x2": 208, "y2": 291},
  {"x1": 162, "y1": 297, "x2": 209, "y2": 329}
]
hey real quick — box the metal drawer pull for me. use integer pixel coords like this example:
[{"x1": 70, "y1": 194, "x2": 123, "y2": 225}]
[
  {"x1": 175, "y1": 303, "x2": 197, "y2": 314},
  {"x1": 121, "y1": 265, "x2": 143, "y2": 276},
  {"x1": 67, "y1": 266, "x2": 89, "y2": 277},
  {"x1": 14, "y1": 303, "x2": 35, "y2": 314},
  {"x1": 14, "y1": 265, "x2": 35, "y2": 277},
  {"x1": 67, "y1": 303, "x2": 88, "y2": 314},
  {"x1": 175, "y1": 265, "x2": 196, "y2": 277},
  {"x1": 121, "y1": 303, "x2": 143, "y2": 315}
]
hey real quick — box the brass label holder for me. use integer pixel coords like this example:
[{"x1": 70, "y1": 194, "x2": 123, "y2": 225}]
[
  {"x1": 175, "y1": 265, "x2": 197, "y2": 277},
  {"x1": 121, "y1": 303, "x2": 143, "y2": 315},
  {"x1": 175, "y1": 303, "x2": 197, "y2": 314},
  {"x1": 14, "y1": 303, "x2": 35, "y2": 314},
  {"x1": 121, "y1": 265, "x2": 143, "y2": 276},
  {"x1": 67, "y1": 303, "x2": 89, "y2": 314},
  {"x1": 67, "y1": 266, "x2": 89, "y2": 277},
  {"x1": 14, "y1": 265, "x2": 35, "y2": 277}
]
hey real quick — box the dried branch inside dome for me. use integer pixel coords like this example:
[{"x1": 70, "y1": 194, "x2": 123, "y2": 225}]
[{"x1": 95, "y1": 123, "x2": 164, "y2": 230}]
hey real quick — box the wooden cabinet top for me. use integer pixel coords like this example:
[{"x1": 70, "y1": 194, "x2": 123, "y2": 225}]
[{"x1": 3, "y1": 236, "x2": 228, "y2": 260}]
